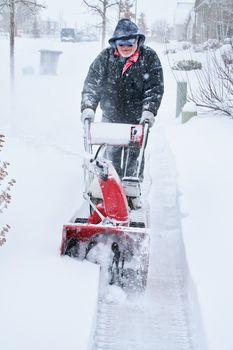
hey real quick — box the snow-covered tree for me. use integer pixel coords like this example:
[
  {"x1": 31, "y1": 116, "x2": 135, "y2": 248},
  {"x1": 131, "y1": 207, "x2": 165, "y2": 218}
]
[
  {"x1": 0, "y1": 0, "x2": 45, "y2": 84},
  {"x1": 151, "y1": 19, "x2": 171, "y2": 42},
  {"x1": 32, "y1": 16, "x2": 40, "y2": 38},
  {"x1": 137, "y1": 12, "x2": 148, "y2": 35},
  {"x1": 118, "y1": 0, "x2": 135, "y2": 20},
  {"x1": 82, "y1": 0, "x2": 119, "y2": 48},
  {"x1": 0, "y1": 135, "x2": 15, "y2": 247}
]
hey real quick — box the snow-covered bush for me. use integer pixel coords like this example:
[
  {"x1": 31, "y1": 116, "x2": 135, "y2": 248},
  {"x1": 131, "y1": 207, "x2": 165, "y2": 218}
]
[
  {"x1": 221, "y1": 52, "x2": 233, "y2": 66},
  {"x1": 193, "y1": 44, "x2": 205, "y2": 53},
  {"x1": 164, "y1": 48, "x2": 176, "y2": 55},
  {"x1": 172, "y1": 59, "x2": 202, "y2": 71},
  {"x1": 182, "y1": 42, "x2": 191, "y2": 50},
  {"x1": 0, "y1": 135, "x2": 15, "y2": 246},
  {"x1": 203, "y1": 39, "x2": 221, "y2": 50},
  {"x1": 223, "y1": 38, "x2": 232, "y2": 45},
  {"x1": 220, "y1": 44, "x2": 233, "y2": 68}
]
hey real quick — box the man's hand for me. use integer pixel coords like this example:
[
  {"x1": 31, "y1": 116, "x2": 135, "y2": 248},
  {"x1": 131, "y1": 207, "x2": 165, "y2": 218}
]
[
  {"x1": 81, "y1": 108, "x2": 95, "y2": 123},
  {"x1": 140, "y1": 110, "x2": 155, "y2": 128}
]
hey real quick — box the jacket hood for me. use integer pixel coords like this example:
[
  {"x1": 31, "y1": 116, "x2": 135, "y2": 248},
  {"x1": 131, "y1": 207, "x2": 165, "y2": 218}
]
[{"x1": 109, "y1": 19, "x2": 145, "y2": 47}]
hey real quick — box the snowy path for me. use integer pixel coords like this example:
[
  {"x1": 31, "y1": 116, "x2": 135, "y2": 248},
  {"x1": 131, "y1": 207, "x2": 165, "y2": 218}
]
[{"x1": 91, "y1": 128, "x2": 196, "y2": 350}]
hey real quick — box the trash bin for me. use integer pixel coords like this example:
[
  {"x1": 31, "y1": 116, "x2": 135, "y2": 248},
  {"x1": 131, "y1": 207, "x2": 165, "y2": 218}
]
[{"x1": 39, "y1": 49, "x2": 62, "y2": 75}]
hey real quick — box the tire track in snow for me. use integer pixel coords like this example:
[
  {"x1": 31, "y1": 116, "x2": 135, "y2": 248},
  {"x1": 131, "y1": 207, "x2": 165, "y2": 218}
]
[{"x1": 91, "y1": 127, "x2": 197, "y2": 350}]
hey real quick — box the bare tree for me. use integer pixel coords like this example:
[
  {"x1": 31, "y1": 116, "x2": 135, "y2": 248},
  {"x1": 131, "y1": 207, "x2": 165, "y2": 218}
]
[
  {"x1": 0, "y1": 0, "x2": 45, "y2": 85},
  {"x1": 1, "y1": 3, "x2": 38, "y2": 35},
  {"x1": 83, "y1": 0, "x2": 119, "y2": 48},
  {"x1": 151, "y1": 19, "x2": 170, "y2": 42},
  {"x1": 15, "y1": 3, "x2": 36, "y2": 34}
]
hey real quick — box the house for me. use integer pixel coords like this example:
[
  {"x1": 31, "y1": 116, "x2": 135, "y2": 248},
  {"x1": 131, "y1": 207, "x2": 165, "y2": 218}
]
[
  {"x1": 174, "y1": 1, "x2": 195, "y2": 41},
  {"x1": 193, "y1": 0, "x2": 233, "y2": 43}
]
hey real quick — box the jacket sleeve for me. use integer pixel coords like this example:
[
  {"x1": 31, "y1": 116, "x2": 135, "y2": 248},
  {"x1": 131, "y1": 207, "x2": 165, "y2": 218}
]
[
  {"x1": 142, "y1": 51, "x2": 164, "y2": 116},
  {"x1": 81, "y1": 50, "x2": 108, "y2": 112}
]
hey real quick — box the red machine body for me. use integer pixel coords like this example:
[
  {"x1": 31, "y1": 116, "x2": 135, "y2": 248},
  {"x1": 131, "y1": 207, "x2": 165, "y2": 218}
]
[
  {"x1": 60, "y1": 160, "x2": 130, "y2": 253},
  {"x1": 60, "y1": 121, "x2": 150, "y2": 291}
]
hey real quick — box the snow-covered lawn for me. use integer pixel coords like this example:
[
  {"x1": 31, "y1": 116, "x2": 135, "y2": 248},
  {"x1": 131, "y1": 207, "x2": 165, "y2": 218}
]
[{"x1": 0, "y1": 37, "x2": 233, "y2": 350}]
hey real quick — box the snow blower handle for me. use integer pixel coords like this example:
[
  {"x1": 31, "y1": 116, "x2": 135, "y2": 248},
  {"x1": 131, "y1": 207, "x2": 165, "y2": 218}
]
[
  {"x1": 136, "y1": 120, "x2": 150, "y2": 178},
  {"x1": 83, "y1": 119, "x2": 93, "y2": 186},
  {"x1": 83, "y1": 119, "x2": 92, "y2": 154}
]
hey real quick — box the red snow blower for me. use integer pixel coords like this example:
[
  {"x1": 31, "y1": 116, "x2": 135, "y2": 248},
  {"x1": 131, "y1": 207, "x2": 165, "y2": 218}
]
[{"x1": 60, "y1": 120, "x2": 150, "y2": 290}]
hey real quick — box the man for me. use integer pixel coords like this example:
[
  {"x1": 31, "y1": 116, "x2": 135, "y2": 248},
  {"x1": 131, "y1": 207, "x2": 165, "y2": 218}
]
[{"x1": 81, "y1": 18, "x2": 164, "y2": 180}]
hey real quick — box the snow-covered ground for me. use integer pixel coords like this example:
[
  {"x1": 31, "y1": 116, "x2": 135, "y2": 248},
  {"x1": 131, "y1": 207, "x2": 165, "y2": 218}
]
[
  {"x1": 0, "y1": 36, "x2": 233, "y2": 350},
  {"x1": 164, "y1": 115, "x2": 233, "y2": 350}
]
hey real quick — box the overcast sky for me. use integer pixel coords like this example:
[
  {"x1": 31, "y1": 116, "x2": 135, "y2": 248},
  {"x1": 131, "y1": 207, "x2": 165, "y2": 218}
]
[{"x1": 42, "y1": 0, "x2": 178, "y2": 27}]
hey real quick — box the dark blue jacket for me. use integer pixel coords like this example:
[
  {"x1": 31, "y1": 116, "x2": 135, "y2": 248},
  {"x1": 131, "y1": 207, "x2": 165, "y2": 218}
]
[{"x1": 81, "y1": 45, "x2": 164, "y2": 123}]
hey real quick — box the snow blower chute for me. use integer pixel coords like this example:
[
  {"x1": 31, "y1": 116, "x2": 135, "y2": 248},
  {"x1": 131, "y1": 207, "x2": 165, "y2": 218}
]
[{"x1": 60, "y1": 120, "x2": 150, "y2": 290}]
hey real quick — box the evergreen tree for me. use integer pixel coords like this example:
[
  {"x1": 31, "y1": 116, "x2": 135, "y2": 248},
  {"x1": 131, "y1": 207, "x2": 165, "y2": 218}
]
[
  {"x1": 119, "y1": 0, "x2": 135, "y2": 20},
  {"x1": 32, "y1": 17, "x2": 40, "y2": 38},
  {"x1": 137, "y1": 12, "x2": 148, "y2": 35}
]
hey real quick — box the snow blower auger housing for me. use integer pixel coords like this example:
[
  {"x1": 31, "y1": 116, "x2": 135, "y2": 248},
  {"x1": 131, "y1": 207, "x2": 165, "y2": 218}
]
[{"x1": 60, "y1": 120, "x2": 150, "y2": 291}]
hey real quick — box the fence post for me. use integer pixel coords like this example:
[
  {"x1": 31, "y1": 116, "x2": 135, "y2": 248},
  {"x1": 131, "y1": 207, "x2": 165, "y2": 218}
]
[
  {"x1": 181, "y1": 102, "x2": 197, "y2": 123},
  {"x1": 176, "y1": 81, "x2": 187, "y2": 117}
]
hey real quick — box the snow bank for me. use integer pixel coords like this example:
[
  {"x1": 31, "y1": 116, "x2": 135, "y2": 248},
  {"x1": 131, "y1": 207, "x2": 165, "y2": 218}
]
[{"x1": 164, "y1": 115, "x2": 233, "y2": 350}]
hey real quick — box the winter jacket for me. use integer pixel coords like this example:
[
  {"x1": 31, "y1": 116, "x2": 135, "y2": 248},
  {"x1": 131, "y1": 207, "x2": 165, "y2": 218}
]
[{"x1": 81, "y1": 45, "x2": 164, "y2": 124}]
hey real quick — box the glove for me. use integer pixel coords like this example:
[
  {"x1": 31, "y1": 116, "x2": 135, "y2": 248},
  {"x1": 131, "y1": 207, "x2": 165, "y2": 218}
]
[
  {"x1": 140, "y1": 110, "x2": 155, "y2": 128},
  {"x1": 81, "y1": 108, "x2": 95, "y2": 123}
]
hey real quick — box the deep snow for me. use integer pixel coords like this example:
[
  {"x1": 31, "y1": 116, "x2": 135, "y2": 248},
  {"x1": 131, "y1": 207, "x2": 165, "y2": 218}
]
[{"x1": 0, "y1": 36, "x2": 233, "y2": 350}]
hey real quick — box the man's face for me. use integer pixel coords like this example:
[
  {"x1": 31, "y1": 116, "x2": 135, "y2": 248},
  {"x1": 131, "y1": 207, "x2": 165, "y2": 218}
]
[{"x1": 117, "y1": 43, "x2": 138, "y2": 57}]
